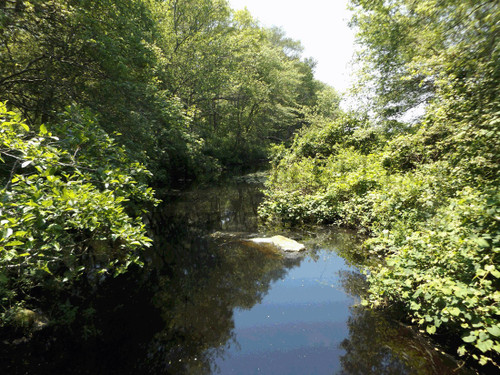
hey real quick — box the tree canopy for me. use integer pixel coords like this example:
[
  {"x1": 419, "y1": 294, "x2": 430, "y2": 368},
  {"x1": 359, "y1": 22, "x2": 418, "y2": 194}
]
[
  {"x1": 0, "y1": 0, "x2": 332, "y2": 182},
  {"x1": 0, "y1": 0, "x2": 337, "y2": 335}
]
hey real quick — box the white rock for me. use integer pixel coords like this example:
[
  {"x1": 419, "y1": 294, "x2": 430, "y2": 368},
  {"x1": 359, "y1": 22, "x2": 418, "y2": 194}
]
[{"x1": 248, "y1": 235, "x2": 305, "y2": 252}]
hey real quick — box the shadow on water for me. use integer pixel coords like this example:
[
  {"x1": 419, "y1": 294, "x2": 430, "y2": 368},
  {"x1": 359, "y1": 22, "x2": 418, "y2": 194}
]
[{"x1": 0, "y1": 178, "x2": 477, "y2": 374}]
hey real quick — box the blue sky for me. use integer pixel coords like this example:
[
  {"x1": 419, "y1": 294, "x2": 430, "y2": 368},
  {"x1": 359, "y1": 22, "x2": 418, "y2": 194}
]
[{"x1": 227, "y1": 0, "x2": 356, "y2": 93}]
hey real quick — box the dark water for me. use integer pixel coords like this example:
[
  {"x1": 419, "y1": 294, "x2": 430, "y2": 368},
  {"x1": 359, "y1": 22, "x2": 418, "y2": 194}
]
[{"x1": 0, "y1": 178, "x2": 474, "y2": 374}]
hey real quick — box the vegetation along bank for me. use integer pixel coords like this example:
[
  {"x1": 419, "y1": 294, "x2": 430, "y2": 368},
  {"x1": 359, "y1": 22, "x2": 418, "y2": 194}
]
[
  {"x1": 0, "y1": 0, "x2": 498, "y2": 372},
  {"x1": 260, "y1": 0, "x2": 499, "y2": 370}
]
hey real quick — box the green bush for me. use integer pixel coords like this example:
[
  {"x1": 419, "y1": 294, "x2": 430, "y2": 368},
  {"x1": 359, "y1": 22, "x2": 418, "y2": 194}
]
[
  {"x1": 0, "y1": 102, "x2": 156, "y2": 326},
  {"x1": 260, "y1": 0, "x2": 499, "y2": 369},
  {"x1": 259, "y1": 113, "x2": 500, "y2": 368},
  {"x1": 365, "y1": 187, "x2": 500, "y2": 366}
]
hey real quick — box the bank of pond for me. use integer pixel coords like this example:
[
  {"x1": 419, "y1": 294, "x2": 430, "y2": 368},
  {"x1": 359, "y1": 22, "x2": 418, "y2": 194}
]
[{"x1": 0, "y1": 178, "x2": 478, "y2": 374}]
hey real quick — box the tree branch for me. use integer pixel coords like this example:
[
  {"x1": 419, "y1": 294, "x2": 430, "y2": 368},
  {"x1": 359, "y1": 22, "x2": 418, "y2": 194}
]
[
  {"x1": 0, "y1": 55, "x2": 46, "y2": 86},
  {"x1": 4, "y1": 159, "x2": 19, "y2": 190}
]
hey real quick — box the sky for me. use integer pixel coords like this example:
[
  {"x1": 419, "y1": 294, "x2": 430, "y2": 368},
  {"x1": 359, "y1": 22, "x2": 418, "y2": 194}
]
[{"x1": 227, "y1": 0, "x2": 356, "y2": 93}]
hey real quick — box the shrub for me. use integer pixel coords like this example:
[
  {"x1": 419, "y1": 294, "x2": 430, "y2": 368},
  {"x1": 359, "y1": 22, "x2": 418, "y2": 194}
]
[{"x1": 0, "y1": 102, "x2": 157, "y2": 326}]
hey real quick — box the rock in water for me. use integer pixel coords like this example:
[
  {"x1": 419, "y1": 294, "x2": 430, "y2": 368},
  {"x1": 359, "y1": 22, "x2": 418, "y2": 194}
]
[{"x1": 248, "y1": 235, "x2": 305, "y2": 252}]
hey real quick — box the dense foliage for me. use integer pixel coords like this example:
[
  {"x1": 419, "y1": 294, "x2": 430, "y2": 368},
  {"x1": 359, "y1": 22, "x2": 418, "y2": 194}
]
[
  {"x1": 260, "y1": 0, "x2": 499, "y2": 369},
  {"x1": 3, "y1": 0, "x2": 498, "y2": 370},
  {"x1": 0, "y1": 0, "x2": 331, "y2": 183},
  {"x1": 0, "y1": 0, "x2": 334, "y2": 328},
  {"x1": 0, "y1": 102, "x2": 156, "y2": 326}
]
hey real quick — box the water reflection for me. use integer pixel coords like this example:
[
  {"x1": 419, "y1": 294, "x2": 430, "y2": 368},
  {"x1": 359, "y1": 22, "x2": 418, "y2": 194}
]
[
  {"x1": 336, "y1": 269, "x2": 475, "y2": 375},
  {"x1": 144, "y1": 182, "x2": 264, "y2": 268},
  {"x1": 150, "y1": 182, "x2": 263, "y2": 234},
  {"x1": 338, "y1": 306, "x2": 476, "y2": 375},
  {"x1": 214, "y1": 248, "x2": 356, "y2": 375},
  {"x1": 146, "y1": 241, "x2": 302, "y2": 374},
  {"x1": 0, "y1": 180, "x2": 475, "y2": 374}
]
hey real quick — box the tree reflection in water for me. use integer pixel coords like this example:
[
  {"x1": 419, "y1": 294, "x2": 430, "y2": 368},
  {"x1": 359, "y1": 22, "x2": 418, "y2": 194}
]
[
  {"x1": 146, "y1": 240, "x2": 302, "y2": 374},
  {"x1": 337, "y1": 271, "x2": 475, "y2": 375},
  {"x1": 142, "y1": 181, "x2": 304, "y2": 373},
  {"x1": 0, "y1": 181, "x2": 476, "y2": 374}
]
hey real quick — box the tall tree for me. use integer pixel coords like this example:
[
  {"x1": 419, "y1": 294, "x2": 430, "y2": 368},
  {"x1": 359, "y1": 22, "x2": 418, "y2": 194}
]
[{"x1": 350, "y1": 0, "x2": 499, "y2": 124}]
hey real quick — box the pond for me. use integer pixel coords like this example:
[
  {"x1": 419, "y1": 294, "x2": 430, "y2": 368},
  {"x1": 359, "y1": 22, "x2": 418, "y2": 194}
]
[{"x1": 0, "y1": 177, "x2": 475, "y2": 374}]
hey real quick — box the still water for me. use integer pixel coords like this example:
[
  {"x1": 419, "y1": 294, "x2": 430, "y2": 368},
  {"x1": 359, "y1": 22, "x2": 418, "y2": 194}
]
[
  {"x1": 0, "y1": 177, "x2": 474, "y2": 374},
  {"x1": 214, "y1": 250, "x2": 355, "y2": 374},
  {"x1": 145, "y1": 178, "x2": 472, "y2": 375}
]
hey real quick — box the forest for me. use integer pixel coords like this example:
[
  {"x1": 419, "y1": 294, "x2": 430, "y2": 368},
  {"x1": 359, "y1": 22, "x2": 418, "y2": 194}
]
[{"x1": 0, "y1": 0, "x2": 499, "y2": 372}]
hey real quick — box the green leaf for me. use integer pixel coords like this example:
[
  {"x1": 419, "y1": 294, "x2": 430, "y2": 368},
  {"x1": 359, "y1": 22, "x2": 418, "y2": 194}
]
[
  {"x1": 462, "y1": 333, "x2": 476, "y2": 343},
  {"x1": 486, "y1": 326, "x2": 500, "y2": 337},
  {"x1": 39, "y1": 124, "x2": 47, "y2": 135},
  {"x1": 410, "y1": 302, "x2": 421, "y2": 310},
  {"x1": 15, "y1": 231, "x2": 28, "y2": 237},
  {"x1": 21, "y1": 160, "x2": 33, "y2": 168},
  {"x1": 475, "y1": 238, "x2": 489, "y2": 248},
  {"x1": 449, "y1": 307, "x2": 461, "y2": 316},
  {"x1": 479, "y1": 356, "x2": 489, "y2": 365},
  {"x1": 476, "y1": 339, "x2": 494, "y2": 353},
  {"x1": 5, "y1": 240, "x2": 24, "y2": 246},
  {"x1": 40, "y1": 263, "x2": 52, "y2": 275},
  {"x1": 426, "y1": 325, "x2": 436, "y2": 334},
  {"x1": 485, "y1": 264, "x2": 495, "y2": 272}
]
